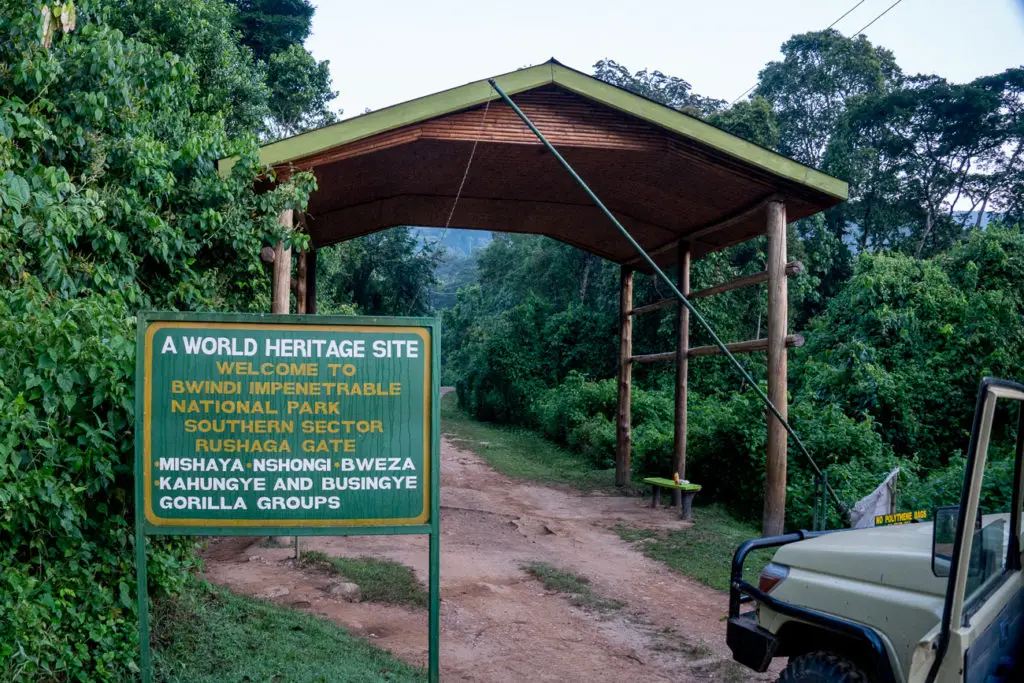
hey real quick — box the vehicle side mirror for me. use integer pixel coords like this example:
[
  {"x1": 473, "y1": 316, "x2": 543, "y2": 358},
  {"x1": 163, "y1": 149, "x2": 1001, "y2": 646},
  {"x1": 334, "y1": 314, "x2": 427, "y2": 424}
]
[{"x1": 932, "y1": 505, "x2": 982, "y2": 577}]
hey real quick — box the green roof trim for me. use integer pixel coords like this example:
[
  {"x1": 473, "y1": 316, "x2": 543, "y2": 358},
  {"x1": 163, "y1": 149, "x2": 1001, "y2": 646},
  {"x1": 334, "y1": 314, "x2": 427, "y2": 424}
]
[
  {"x1": 220, "y1": 60, "x2": 848, "y2": 202},
  {"x1": 549, "y1": 64, "x2": 847, "y2": 200},
  {"x1": 217, "y1": 63, "x2": 558, "y2": 176}
]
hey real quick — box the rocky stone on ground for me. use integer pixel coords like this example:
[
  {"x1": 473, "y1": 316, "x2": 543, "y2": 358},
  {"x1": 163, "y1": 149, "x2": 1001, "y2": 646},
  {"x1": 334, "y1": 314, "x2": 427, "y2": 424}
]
[{"x1": 326, "y1": 581, "x2": 362, "y2": 602}]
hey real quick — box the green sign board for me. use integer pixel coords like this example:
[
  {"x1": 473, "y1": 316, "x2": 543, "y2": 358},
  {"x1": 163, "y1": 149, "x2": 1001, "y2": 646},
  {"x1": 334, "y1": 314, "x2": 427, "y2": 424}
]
[
  {"x1": 134, "y1": 312, "x2": 441, "y2": 681},
  {"x1": 140, "y1": 317, "x2": 432, "y2": 528}
]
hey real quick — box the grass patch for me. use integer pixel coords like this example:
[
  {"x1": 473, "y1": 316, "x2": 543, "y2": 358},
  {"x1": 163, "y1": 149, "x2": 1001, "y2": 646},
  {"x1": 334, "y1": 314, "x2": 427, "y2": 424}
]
[
  {"x1": 613, "y1": 505, "x2": 774, "y2": 592},
  {"x1": 152, "y1": 578, "x2": 421, "y2": 682},
  {"x1": 522, "y1": 561, "x2": 625, "y2": 613},
  {"x1": 441, "y1": 393, "x2": 617, "y2": 492},
  {"x1": 301, "y1": 551, "x2": 428, "y2": 609}
]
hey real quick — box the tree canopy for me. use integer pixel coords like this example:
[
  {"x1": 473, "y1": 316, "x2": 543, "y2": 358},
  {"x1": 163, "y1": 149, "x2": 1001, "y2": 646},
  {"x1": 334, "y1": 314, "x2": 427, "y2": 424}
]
[
  {"x1": 756, "y1": 29, "x2": 903, "y2": 167},
  {"x1": 593, "y1": 58, "x2": 725, "y2": 116},
  {"x1": 226, "y1": 0, "x2": 338, "y2": 138},
  {"x1": 316, "y1": 227, "x2": 443, "y2": 316},
  {"x1": 228, "y1": 0, "x2": 314, "y2": 61}
]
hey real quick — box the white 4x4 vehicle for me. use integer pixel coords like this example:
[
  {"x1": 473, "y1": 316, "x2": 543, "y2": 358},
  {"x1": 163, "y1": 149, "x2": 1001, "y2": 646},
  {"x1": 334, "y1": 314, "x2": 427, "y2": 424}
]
[{"x1": 728, "y1": 378, "x2": 1024, "y2": 683}]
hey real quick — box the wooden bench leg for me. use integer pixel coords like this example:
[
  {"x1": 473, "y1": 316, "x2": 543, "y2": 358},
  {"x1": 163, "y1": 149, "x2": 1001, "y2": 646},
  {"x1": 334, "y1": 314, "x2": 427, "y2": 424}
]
[
  {"x1": 679, "y1": 491, "x2": 697, "y2": 521},
  {"x1": 651, "y1": 486, "x2": 661, "y2": 508}
]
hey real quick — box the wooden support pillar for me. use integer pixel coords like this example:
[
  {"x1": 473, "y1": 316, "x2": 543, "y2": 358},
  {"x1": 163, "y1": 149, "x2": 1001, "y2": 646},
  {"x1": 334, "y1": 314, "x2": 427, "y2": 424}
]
[
  {"x1": 672, "y1": 244, "x2": 691, "y2": 506},
  {"x1": 616, "y1": 267, "x2": 634, "y2": 488},
  {"x1": 295, "y1": 249, "x2": 307, "y2": 314},
  {"x1": 763, "y1": 199, "x2": 788, "y2": 537},
  {"x1": 271, "y1": 209, "x2": 293, "y2": 315},
  {"x1": 306, "y1": 248, "x2": 317, "y2": 314}
]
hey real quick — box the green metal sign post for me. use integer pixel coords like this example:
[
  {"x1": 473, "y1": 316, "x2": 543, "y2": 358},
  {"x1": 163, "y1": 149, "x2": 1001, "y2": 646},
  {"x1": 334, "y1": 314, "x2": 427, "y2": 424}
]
[{"x1": 134, "y1": 311, "x2": 441, "y2": 682}]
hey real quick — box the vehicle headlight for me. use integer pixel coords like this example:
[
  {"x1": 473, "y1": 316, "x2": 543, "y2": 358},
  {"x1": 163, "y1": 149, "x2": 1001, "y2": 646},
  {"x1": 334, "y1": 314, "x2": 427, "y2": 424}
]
[{"x1": 758, "y1": 562, "x2": 789, "y2": 594}]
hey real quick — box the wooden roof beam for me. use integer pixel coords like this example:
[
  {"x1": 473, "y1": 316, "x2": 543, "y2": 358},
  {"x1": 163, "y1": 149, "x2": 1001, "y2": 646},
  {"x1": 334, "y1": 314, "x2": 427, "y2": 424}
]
[
  {"x1": 307, "y1": 194, "x2": 676, "y2": 254},
  {"x1": 625, "y1": 194, "x2": 784, "y2": 267}
]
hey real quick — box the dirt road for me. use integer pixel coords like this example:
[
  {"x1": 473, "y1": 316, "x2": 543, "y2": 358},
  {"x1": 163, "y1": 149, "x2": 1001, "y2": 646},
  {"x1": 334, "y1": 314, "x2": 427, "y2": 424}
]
[{"x1": 203, "y1": 431, "x2": 768, "y2": 682}]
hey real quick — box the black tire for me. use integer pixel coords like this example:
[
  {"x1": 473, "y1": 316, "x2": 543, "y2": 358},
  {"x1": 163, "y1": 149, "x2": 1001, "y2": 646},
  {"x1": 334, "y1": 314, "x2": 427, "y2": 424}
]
[{"x1": 777, "y1": 652, "x2": 871, "y2": 683}]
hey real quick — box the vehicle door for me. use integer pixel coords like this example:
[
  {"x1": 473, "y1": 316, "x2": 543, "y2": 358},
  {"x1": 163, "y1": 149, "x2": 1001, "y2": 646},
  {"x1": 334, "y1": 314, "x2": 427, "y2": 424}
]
[{"x1": 923, "y1": 379, "x2": 1024, "y2": 683}]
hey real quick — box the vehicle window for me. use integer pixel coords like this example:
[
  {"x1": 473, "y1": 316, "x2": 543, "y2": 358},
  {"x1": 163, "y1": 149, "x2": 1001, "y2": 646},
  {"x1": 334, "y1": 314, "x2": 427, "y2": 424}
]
[
  {"x1": 964, "y1": 517, "x2": 1008, "y2": 604},
  {"x1": 962, "y1": 411, "x2": 1019, "y2": 618}
]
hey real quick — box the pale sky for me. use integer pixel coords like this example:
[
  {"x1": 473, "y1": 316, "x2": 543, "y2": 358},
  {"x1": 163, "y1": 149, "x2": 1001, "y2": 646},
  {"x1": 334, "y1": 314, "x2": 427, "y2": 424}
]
[{"x1": 308, "y1": 0, "x2": 1024, "y2": 119}]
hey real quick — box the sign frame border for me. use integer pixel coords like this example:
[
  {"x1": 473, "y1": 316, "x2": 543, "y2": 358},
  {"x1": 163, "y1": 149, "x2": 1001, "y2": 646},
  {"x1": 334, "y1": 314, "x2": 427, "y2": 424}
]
[{"x1": 133, "y1": 310, "x2": 442, "y2": 682}]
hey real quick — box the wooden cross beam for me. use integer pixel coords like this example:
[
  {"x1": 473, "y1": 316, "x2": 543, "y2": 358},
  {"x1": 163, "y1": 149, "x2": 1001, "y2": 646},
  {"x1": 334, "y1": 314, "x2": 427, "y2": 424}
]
[
  {"x1": 628, "y1": 262, "x2": 803, "y2": 316},
  {"x1": 629, "y1": 334, "x2": 804, "y2": 364}
]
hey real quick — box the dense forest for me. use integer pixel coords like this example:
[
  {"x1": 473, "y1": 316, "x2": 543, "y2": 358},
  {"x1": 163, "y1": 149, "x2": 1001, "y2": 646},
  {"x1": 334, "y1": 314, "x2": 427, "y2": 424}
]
[
  {"x1": 0, "y1": 1, "x2": 330, "y2": 678},
  {"x1": 1, "y1": 0, "x2": 1022, "y2": 679}
]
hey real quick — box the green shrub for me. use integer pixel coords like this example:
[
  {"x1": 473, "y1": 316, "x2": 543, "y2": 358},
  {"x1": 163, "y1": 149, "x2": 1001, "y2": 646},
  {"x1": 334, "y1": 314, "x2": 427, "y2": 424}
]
[
  {"x1": 566, "y1": 416, "x2": 617, "y2": 468},
  {"x1": 533, "y1": 374, "x2": 616, "y2": 447},
  {"x1": 0, "y1": 3, "x2": 315, "y2": 678},
  {"x1": 454, "y1": 296, "x2": 552, "y2": 423},
  {"x1": 799, "y1": 229, "x2": 1024, "y2": 463},
  {"x1": 530, "y1": 374, "x2": 675, "y2": 473},
  {"x1": 899, "y1": 450, "x2": 1016, "y2": 517},
  {"x1": 529, "y1": 375, "x2": 906, "y2": 529},
  {"x1": 686, "y1": 387, "x2": 901, "y2": 527},
  {"x1": 457, "y1": 347, "x2": 1016, "y2": 531},
  {"x1": 0, "y1": 285, "x2": 199, "y2": 680}
]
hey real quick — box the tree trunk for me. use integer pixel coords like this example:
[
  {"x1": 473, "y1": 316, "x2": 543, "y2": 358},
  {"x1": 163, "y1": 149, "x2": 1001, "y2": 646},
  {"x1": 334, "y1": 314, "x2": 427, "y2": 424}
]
[
  {"x1": 915, "y1": 209, "x2": 934, "y2": 259},
  {"x1": 580, "y1": 253, "x2": 594, "y2": 303},
  {"x1": 306, "y1": 248, "x2": 317, "y2": 314},
  {"x1": 860, "y1": 199, "x2": 872, "y2": 251}
]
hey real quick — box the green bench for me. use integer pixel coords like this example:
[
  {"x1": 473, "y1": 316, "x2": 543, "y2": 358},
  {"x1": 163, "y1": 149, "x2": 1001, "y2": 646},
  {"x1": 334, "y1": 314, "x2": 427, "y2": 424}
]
[{"x1": 642, "y1": 477, "x2": 701, "y2": 521}]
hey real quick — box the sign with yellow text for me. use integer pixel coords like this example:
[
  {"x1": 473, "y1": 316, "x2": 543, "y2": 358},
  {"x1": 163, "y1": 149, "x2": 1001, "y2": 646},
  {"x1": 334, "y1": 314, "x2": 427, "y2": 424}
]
[
  {"x1": 137, "y1": 314, "x2": 434, "y2": 529},
  {"x1": 874, "y1": 510, "x2": 927, "y2": 526}
]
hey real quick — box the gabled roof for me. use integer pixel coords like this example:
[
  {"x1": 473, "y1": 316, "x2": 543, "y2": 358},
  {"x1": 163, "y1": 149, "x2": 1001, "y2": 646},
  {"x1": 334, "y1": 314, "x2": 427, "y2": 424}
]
[
  {"x1": 220, "y1": 60, "x2": 847, "y2": 268},
  {"x1": 220, "y1": 60, "x2": 846, "y2": 202}
]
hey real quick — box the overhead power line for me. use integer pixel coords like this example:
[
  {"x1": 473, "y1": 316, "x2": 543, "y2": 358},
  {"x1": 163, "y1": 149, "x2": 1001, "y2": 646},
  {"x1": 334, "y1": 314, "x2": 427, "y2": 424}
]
[
  {"x1": 729, "y1": 0, "x2": 909, "y2": 105},
  {"x1": 826, "y1": 0, "x2": 868, "y2": 30},
  {"x1": 849, "y1": 0, "x2": 906, "y2": 36},
  {"x1": 730, "y1": 84, "x2": 757, "y2": 106}
]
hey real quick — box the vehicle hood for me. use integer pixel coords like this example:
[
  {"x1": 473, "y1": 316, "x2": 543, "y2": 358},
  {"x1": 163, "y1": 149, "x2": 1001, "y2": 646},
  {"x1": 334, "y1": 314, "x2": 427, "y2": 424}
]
[{"x1": 773, "y1": 523, "x2": 948, "y2": 596}]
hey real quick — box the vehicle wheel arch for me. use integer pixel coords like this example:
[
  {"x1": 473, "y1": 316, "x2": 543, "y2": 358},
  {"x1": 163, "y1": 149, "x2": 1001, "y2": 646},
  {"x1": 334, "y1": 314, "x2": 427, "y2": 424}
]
[{"x1": 774, "y1": 620, "x2": 897, "y2": 683}]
